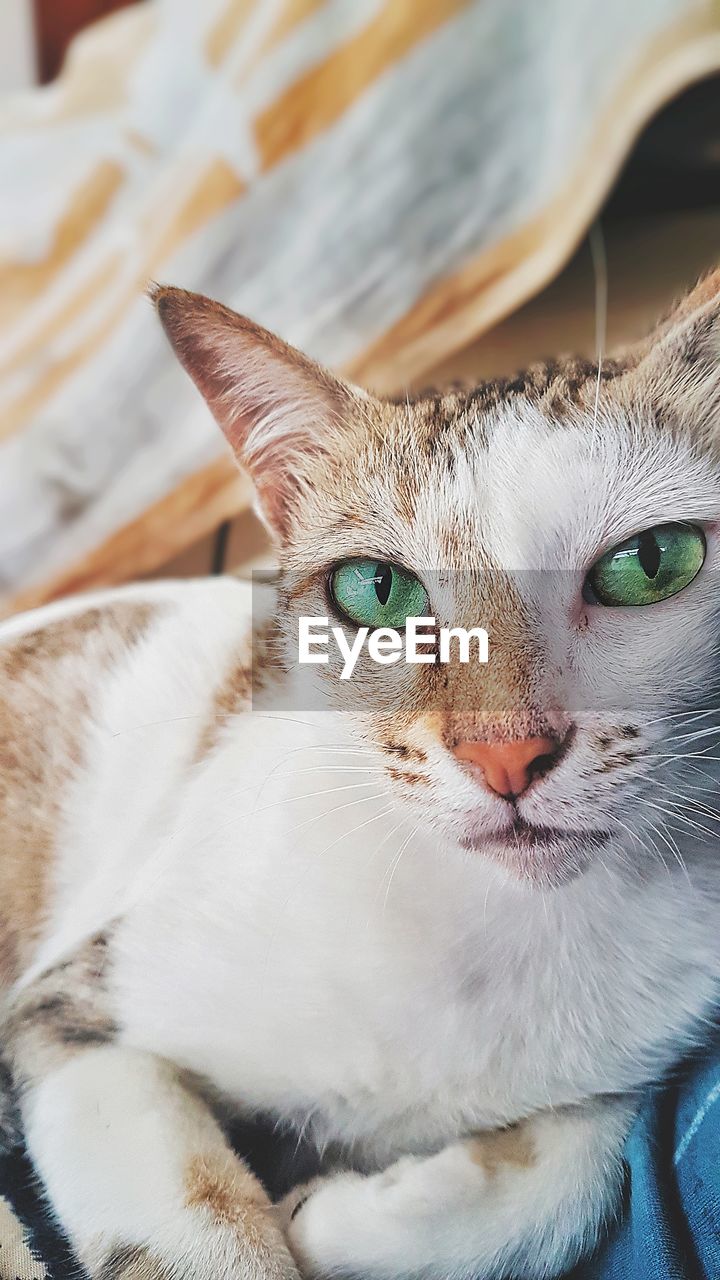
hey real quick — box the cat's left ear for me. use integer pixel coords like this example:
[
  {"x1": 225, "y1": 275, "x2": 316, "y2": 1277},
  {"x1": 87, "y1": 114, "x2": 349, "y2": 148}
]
[
  {"x1": 631, "y1": 268, "x2": 720, "y2": 434},
  {"x1": 153, "y1": 286, "x2": 361, "y2": 539}
]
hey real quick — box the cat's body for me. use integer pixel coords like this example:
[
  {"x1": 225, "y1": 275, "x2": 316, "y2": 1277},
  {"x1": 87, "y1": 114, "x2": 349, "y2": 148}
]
[
  {"x1": 7, "y1": 579, "x2": 716, "y2": 1137},
  {"x1": 2, "y1": 276, "x2": 720, "y2": 1279}
]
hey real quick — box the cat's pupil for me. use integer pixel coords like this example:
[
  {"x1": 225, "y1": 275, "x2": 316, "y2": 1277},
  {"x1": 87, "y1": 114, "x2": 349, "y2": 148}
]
[
  {"x1": 638, "y1": 531, "x2": 661, "y2": 579},
  {"x1": 375, "y1": 564, "x2": 392, "y2": 606}
]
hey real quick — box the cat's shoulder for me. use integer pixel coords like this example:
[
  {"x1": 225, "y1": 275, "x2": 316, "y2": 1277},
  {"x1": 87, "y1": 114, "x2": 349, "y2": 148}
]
[
  {"x1": 0, "y1": 578, "x2": 255, "y2": 983},
  {"x1": 0, "y1": 576, "x2": 255, "y2": 745},
  {"x1": 0, "y1": 576, "x2": 253, "y2": 668}
]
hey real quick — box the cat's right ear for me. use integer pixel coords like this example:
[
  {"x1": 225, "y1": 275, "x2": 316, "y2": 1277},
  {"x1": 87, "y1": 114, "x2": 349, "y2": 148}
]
[
  {"x1": 626, "y1": 268, "x2": 720, "y2": 439},
  {"x1": 152, "y1": 285, "x2": 358, "y2": 540}
]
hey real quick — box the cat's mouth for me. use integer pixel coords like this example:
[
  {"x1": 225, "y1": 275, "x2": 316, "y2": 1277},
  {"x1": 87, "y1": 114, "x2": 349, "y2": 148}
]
[
  {"x1": 508, "y1": 818, "x2": 608, "y2": 848},
  {"x1": 460, "y1": 818, "x2": 610, "y2": 882}
]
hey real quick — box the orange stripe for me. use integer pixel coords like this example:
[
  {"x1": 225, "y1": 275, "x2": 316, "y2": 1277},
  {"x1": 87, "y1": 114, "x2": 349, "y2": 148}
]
[
  {"x1": 0, "y1": 161, "x2": 245, "y2": 439},
  {"x1": 6, "y1": 3, "x2": 719, "y2": 612},
  {"x1": 256, "y1": 0, "x2": 471, "y2": 169},
  {"x1": 1, "y1": 0, "x2": 467, "y2": 428},
  {"x1": 148, "y1": 159, "x2": 245, "y2": 261},
  {"x1": 2, "y1": 456, "x2": 252, "y2": 617},
  {"x1": 346, "y1": 13, "x2": 720, "y2": 393},
  {"x1": 0, "y1": 161, "x2": 123, "y2": 332},
  {"x1": 205, "y1": 0, "x2": 256, "y2": 67},
  {"x1": 258, "y1": 0, "x2": 328, "y2": 55}
]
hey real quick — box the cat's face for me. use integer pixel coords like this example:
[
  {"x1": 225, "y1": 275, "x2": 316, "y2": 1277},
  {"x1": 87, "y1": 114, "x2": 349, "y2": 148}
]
[{"x1": 156, "y1": 273, "x2": 720, "y2": 888}]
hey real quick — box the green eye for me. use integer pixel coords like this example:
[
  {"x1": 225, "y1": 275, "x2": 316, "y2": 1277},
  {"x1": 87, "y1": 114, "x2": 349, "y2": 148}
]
[
  {"x1": 330, "y1": 559, "x2": 428, "y2": 628},
  {"x1": 586, "y1": 523, "x2": 706, "y2": 607}
]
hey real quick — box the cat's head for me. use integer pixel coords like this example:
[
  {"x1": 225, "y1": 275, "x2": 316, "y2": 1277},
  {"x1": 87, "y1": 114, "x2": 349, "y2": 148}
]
[{"x1": 156, "y1": 273, "x2": 720, "y2": 888}]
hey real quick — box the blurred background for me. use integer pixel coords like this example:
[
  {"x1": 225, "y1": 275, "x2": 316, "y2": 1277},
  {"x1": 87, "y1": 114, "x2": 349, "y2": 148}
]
[{"x1": 1, "y1": 0, "x2": 719, "y2": 616}]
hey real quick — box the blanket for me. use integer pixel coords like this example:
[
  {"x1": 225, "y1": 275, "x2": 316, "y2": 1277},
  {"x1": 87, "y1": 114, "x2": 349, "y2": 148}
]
[{"x1": 2, "y1": 0, "x2": 719, "y2": 614}]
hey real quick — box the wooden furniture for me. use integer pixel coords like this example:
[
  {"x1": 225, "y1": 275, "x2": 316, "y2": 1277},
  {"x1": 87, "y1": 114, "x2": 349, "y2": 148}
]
[{"x1": 33, "y1": 0, "x2": 142, "y2": 82}]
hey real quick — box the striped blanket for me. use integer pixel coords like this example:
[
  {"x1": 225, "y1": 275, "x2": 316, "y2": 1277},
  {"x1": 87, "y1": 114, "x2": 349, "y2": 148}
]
[{"x1": 1, "y1": 0, "x2": 719, "y2": 613}]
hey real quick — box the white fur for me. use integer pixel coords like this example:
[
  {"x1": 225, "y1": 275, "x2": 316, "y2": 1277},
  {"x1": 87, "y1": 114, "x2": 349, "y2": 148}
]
[
  {"x1": 6, "y1": 409, "x2": 720, "y2": 1279},
  {"x1": 25, "y1": 1047, "x2": 296, "y2": 1279}
]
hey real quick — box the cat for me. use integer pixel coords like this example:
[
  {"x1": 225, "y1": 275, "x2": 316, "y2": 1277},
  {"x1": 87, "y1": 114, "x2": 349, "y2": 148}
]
[{"x1": 2, "y1": 270, "x2": 720, "y2": 1280}]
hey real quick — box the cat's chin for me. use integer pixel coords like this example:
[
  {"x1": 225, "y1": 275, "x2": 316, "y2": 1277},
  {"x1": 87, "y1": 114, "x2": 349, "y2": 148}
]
[{"x1": 459, "y1": 820, "x2": 610, "y2": 887}]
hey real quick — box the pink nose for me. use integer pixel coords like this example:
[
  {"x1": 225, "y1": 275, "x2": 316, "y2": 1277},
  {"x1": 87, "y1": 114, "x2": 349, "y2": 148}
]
[{"x1": 453, "y1": 736, "x2": 558, "y2": 799}]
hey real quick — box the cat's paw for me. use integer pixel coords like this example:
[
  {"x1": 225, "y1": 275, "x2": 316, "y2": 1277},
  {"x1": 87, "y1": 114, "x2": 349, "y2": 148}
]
[
  {"x1": 276, "y1": 1177, "x2": 327, "y2": 1236},
  {"x1": 87, "y1": 1213, "x2": 301, "y2": 1280},
  {"x1": 284, "y1": 1172, "x2": 384, "y2": 1278},
  {"x1": 284, "y1": 1159, "x2": 469, "y2": 1279},
  {"x1": 92, "y1": 1245, "x2": 175, "y2": 1278}
]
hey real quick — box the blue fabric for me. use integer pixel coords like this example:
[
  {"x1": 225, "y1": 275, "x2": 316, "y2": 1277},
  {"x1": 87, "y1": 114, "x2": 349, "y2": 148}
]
[
  {"x1": 3, "y1": 1053, "x2": 720, "y2": 1277},
  {"x1": 571, "y1": 1047, "x2": 720, "y2": 1280}
]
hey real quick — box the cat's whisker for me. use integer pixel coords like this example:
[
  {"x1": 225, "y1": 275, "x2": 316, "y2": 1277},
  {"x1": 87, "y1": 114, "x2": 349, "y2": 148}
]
[
  {"x1": 643, "y1": 757, "x2": 720, "y2": 795},
  {"x1": 611, "y1": 814, "x2": 669, "y2": 881},
  {"x1": 290, "y1": 1104, "x2": 321, "y2": 1158},
  {"x1": 482, "y1": 879, "x2": 493, "y2": 935},
  {"x1": 276, "y1": 767, "x2": 388, "y2": 776},
  {"x1": 637, "y1": 795, "x2": 720, "y2": 846},
  {"x1": 110, "y1": 712, "x2": 214, "y2": 735},
  {"x1": 268, "y1": 746, "x2": 380, "y2": 769},
  {"x1": 589, "y1": 218, "x2": 608, "y2": 448},
  {"x1": 230, "y1": 791, "x2": 395, "y2": 862},
  {"x1": 669, "y1": 774, "x2": 720, "y2": 792},
  {"x1": 611, "y1": 813, "x2": 644, "y2": 853},
  {"x1": 671, "y1": 810, "x2": 720, "y2": 843},
  {"x1": 669, "y1": 766, "x2": 720, "y2": 786},
  {"x1": 248, "y1": 713, "x2": 348, "y2": 731},
  {"x1": 641, "y1": 815, "x2": 691, "y2": 885},
  {"x1": 282, "y1": 790, "x2": 393, "y2": 840},
  {"x1": 645, "y1": 751, "x2": 720, "y2": 765},
  {"x1": 181, "y1": 782, "x2": 390, "y2": 855},
  {"x1": 254, "y1": 742, "x2": 380, "y2": 804},
  {"x1": 646, "y1": 707, "x2": 720, "y2": 726},
  {"x1": 661, "y1": 711, "x2": 717, "y2": 732},
  {"x1": 632, "y1": 788, "x2": 707, "y2": 829},
  {"x1": 380, "y1": 824, "x2": 420, "y2": 913},
  {"x1": 364, "y1": 817, "x2": 412, "y2": 906},
  {"x1": 250, "y1": 779, "x2": 388, "y2": 819},
  {"x1": 661, "y1": 723, "x2": 720, "y2": 744},
  {"x1": 659, "y1": 787, "x2": 720, "y2": 825},
  {"x1": 311, "y1": 803, "x2": 399, "y2": 863},
  {"x1": 632, "y1": 818, "x2": 674, "y2": 881},
  {"x1": 177, "y1": 757, "x2": 383, "y2": 833},
  {"x1": 678, "y1": 744, "x2": 720, "y2": 761},
  {"x1": 255, "y1": 807, "x2": 399, "y2": 981},
  {"x1": 275, "y1": 743, "x2": 376, "y2": 753},
  {"x1": 108, "y1": 710, "x2": 343, "y2": 737},
  {"x1": 192, "y1": 746, "x2": 372, "y2": 818}
]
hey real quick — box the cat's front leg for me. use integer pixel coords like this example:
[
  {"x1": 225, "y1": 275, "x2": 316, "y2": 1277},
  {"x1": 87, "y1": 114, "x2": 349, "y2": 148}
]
[
  {"x1": 6, "y1": 937, "x2": 298, "y2": 1280},
  {"x1": 286, "y1": 1098, "x2": 634, "y2": 1279}
]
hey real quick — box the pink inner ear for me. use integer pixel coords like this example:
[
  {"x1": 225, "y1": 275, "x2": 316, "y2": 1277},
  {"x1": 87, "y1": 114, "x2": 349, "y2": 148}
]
[
  {"x1": 154, "y1": 285, "x2": 348, "y2": 539},
  {"x1": 646, "y1": 268, "x2": 720, "y2": 354}
]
